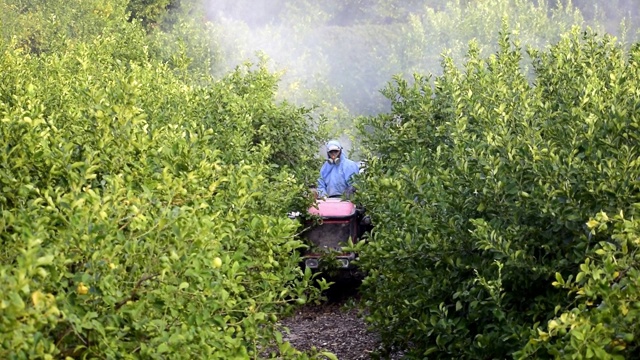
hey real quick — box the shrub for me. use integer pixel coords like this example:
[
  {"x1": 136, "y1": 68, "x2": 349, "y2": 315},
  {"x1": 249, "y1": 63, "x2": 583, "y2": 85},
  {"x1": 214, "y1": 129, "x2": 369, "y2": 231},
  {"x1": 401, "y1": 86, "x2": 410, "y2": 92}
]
[
  {"x1": 356, "y1": 28, "x2": 640, "y2": 358},
  {"x1": 0, "y1": 14, "x2": 323, "y2": 359}
]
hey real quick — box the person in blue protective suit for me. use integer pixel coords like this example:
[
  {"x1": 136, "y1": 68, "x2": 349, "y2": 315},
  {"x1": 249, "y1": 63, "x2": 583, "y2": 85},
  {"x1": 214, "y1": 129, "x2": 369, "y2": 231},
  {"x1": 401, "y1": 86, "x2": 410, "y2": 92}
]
[{"x1": 317, "y1": 140, "x2": 360, "y2": 198}]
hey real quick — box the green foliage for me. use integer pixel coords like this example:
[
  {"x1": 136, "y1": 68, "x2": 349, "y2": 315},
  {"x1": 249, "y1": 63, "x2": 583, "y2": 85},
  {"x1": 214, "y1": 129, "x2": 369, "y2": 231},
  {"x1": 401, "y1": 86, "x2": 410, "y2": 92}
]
[
  {"x1": 0, "y1": 3, "x2": 326, "y2": 359},
  {"x1": 126, "y1": 0, "x2": 173, "y2": 30},
  {"x1": 0, "y1": 0, "x2": 134, "y2": 55},
  {"x1": 356, "y1": 28, "x2": 640, "y2": 358},
  {"x1": 0, "y1": 0, "x2": 223, "y2": 79},
  {"x1": 517, "y1": 210, "x2": 640, "y2": 359},
  {"x1": 208, "y1": 0, "x2": 602, "y2": 134}
]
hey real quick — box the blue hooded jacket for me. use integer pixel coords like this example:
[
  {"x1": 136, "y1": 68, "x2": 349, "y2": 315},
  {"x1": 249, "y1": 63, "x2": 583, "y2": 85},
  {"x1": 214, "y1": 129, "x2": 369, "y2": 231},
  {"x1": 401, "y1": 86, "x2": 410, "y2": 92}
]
[{"x1": 317, "y1": 142, "x2": 360, "y2": 198}]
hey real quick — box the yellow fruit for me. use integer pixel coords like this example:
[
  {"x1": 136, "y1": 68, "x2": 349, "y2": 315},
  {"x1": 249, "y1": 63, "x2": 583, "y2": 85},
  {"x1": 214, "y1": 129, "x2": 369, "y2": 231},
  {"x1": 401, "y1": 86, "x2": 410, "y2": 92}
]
[
  {"x1": 212, "y1": 257, "x2": 222, "y2": 269},
  {"x1": 31, "y1": 291, "x2": 45, "y2": 306},
  {"x1": 77, "y1": 283, "x2": 89, "y2": 295}
]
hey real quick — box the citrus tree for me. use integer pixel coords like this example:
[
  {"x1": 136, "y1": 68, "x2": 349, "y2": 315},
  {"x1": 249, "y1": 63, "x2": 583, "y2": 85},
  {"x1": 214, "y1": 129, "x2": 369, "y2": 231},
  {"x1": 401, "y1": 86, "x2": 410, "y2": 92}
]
[
  {"x1": 355, "y1": 27, "x2": 640, "y2": 358},
  {"x1": 0, "y1": 1, "x2": 330, "y2": 359}
]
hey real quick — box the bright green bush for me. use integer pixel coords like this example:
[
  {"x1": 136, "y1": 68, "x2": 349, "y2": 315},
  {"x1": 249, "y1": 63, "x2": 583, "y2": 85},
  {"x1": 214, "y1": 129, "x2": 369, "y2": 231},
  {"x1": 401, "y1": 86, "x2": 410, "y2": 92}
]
[
  {"x1": 356, "y1": 28, "x2": 640, "y2": 358},
  {"x1": 126, "y1": 0, "x2": 173, "y2": 30},
  {"x1": 0, "y1": 0, "x2": 134, "y2": 55},
  {"x1": 517, "y1": 210, "x2": 640, "y2": 359},
  {"x1": 0, "y1": 6, "x2": 325, "y2": 358}
]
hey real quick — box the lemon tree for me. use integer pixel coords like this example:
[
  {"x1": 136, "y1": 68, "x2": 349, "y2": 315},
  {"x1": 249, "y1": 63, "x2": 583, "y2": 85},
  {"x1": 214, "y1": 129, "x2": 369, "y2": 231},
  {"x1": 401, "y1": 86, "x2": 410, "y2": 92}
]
[
  {"x1": 0, "y1": 1, "x2": 328, "y2": 359},
  {"x1": 356, "y1": 27, "x2": 640, "y2": 358}
]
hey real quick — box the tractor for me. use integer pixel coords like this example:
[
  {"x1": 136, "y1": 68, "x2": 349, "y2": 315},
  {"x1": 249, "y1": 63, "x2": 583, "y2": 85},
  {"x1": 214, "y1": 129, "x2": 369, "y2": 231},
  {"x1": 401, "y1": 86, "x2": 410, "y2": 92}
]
[{"x1": 294, "y1": 197, "x2": 372, "y2": 276}]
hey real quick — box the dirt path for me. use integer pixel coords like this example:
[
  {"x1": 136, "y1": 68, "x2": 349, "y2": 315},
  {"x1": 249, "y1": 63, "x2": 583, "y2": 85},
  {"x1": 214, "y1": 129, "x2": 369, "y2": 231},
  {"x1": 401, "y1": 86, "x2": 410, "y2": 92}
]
[
  {"x1": 279, "y1": 300, "x2": 376, "y2": 359},
  {"x1": 277, "y1": 282, "x2": 405, "y2": 360}
]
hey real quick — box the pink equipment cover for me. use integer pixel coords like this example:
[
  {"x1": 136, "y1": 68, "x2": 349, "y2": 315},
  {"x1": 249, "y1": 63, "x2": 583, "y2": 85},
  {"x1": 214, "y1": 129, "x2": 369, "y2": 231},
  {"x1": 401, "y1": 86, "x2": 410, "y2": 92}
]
[{"x1": 308, "y1": 198, "x2": 356, "y2": 218}]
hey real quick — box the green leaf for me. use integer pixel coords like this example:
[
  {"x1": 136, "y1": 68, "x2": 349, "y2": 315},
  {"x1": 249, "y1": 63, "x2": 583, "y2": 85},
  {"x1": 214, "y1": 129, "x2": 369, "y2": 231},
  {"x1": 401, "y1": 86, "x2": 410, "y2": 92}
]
[
  {"x1": 157, "y1": 343, "x2": 170, "y2": 354},
  {"x1": 320, "y1": 352, "x2": 338, "y2": 360}
]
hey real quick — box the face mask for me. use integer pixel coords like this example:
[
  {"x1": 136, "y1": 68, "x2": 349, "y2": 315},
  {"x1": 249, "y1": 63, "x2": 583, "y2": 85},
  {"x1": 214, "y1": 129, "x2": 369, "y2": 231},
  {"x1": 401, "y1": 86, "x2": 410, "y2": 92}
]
[{"x1": 327, "y1": 157, "x2": 341, "y2": 165}]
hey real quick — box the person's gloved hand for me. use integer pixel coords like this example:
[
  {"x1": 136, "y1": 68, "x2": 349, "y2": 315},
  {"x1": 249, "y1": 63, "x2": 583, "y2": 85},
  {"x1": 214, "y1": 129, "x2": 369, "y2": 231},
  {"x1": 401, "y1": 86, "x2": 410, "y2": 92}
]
[
  {"x1": 344, "y1": 186, "x2": 356, "y2": 197},
  {"x1": 316, "y1": 189, "x2": 328, "y2": 200}
]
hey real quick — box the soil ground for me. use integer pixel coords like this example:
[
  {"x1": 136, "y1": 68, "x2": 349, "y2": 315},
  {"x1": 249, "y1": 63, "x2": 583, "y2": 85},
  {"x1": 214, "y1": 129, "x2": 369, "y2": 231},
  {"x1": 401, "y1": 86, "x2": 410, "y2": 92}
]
[{"x1": 277, "y1": 278, "x2": 405, "y2": 360}]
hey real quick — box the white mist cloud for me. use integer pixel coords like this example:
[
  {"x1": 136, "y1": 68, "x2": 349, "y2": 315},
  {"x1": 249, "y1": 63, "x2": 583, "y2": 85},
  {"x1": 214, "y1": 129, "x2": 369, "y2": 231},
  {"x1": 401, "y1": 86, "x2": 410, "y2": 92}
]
[{"x1": 202, "y1": 0, "x2": 640, "y2": 121}]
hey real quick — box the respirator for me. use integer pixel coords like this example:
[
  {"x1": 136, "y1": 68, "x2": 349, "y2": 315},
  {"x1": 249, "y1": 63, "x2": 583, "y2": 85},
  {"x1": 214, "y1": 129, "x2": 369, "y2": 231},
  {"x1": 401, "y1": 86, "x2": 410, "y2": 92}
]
[
  {"x1": 327, "y1": 154, "x2": 341, "y2": 165},
  {"x1": 326, "y1": 140, "x2": 342, "y2": 165}
]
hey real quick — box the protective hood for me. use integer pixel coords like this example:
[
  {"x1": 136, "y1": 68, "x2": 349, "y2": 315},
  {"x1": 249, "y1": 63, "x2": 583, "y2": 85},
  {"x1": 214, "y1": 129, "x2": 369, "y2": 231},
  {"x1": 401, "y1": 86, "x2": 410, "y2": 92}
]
[{"x1": 326, "y1": 140, "x2": 342, "y2": 152}]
